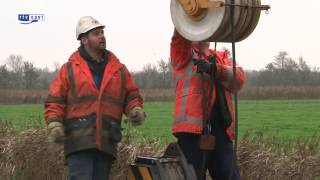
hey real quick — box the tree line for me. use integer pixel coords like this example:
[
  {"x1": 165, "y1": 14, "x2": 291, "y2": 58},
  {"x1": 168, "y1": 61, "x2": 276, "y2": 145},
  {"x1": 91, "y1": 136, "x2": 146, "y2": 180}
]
[
  {"x1": 133, "y1": 51, "x2": 320, "y2": 88},
  {"x1": 246, "y1": 51, "x2": 320, "y2": 86},
  {"x1": 0, "y1": 51, "x2": 319, "y2": 90},
  {"x1": 0, "y1": 55, "x2": 58, "y2": 89}
]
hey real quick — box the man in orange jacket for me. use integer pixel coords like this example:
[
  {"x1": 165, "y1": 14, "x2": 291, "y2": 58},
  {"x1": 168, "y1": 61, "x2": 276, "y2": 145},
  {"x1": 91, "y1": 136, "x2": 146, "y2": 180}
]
[
  {"x1": 44, "y1": 16, "x2": 145, "y2": 180},
  {"x1": 170, "y1": 29, "x2": 246, "y2": 180}
]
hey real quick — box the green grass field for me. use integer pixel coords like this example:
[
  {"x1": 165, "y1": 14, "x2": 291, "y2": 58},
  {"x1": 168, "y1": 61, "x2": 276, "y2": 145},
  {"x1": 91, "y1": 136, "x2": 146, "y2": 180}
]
[{"x1": 1, "y1": 100, "x2": 320, "y2": 142}]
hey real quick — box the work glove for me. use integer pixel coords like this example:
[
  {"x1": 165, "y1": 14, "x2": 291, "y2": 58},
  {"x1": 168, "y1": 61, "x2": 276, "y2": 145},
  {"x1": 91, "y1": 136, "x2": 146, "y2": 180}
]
[
  {"x1": 194, "y1": 55, "x2": 217, "y2": 75},
  {"x1": 47, "y1": 121, "x2": 65, "y2": 143},
  {"x1": 127, "y1": 106, "x2": 146, "y2": 126},
  {"x1": 194, "y1": 59, "x2": 213, "y2": 74}
]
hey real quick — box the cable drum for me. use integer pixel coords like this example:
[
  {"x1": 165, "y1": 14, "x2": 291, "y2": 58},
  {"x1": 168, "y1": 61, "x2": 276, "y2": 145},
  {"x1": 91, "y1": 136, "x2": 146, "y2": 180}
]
[
  {"x1": 236, "y1": 0, "x2": 261, "y2": 42},
  {"x1": 170, "y1": 0, "x2": 262, "y2": 42}
]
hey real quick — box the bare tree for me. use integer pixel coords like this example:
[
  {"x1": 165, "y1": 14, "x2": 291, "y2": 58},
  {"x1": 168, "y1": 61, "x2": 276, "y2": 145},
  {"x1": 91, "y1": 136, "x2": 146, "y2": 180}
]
[
  {"x1": 273, "y1": 51, "x2": 288, "y2": 70},
  {"x1": 23, "y1": 61, "x2": 39, "y2": 89},
  {"x1": 157, "y1": 59, "x2": 171, "y2": 88},
  {"x1": 298, "y1": 56, "x2": 311, "y2": 72},
  {"x1": 53, "y1": 61, "x2": 61, "y2": 74},
  {"x1": 6, "y1": 55, "x2": 23, "y2": 73},
  {"x1": 6, "y1": 54, "x2": 24, "y2": 88},
  {"x1": 0, "y1": 65, "x2": 10, "y2": 89},
  {"x1": 36, "y1": 67, "x2": 52, "y2": 89}
]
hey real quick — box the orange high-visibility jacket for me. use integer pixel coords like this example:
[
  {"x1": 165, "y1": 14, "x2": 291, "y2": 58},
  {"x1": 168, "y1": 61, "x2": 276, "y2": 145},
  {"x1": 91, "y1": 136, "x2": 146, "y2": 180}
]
[
  {"x1": 170, "y1": 30, "x2": 246, "y2": 140},
  {"x1": 44, "y1": 50, "x2": 143, "y2": 157}
]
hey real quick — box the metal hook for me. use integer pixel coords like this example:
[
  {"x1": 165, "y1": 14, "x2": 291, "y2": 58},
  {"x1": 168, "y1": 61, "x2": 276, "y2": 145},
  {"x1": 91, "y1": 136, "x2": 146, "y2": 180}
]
[{"x1": 265, "y1": 10, "x2": 269, "y2": 14}]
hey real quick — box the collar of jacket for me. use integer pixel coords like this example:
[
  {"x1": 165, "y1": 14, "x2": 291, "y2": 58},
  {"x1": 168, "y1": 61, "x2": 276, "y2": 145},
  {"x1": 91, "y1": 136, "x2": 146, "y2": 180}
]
[
  {"x1": 78, "y1": 45, "x2": 108, "y2": 64},
  {"x1": 68, "y1": 49, "x2": 124, "y2": 95},
  {"x1": 69, "y1": 48, "x2": 122, "y2": 70}
]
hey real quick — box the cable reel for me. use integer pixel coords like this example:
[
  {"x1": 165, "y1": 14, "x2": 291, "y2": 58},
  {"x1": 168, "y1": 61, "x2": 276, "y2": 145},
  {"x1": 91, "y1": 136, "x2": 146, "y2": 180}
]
[{"x1": 170, "y1": 0, "x2": 270, "y2": 42}]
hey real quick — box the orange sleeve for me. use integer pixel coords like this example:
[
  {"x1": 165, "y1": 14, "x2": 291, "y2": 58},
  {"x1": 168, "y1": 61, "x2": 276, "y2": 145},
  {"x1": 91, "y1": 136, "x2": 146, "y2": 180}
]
[
  {"x1": 44, "y1": 63, "x2": 69, "y2": 124},
  {"x1": 215, "y1": 51, "x2": 246, "y2": 92},
  {"x1": 170, "y1": 29, "x2": 193, "y2": 70},
  {"x1": 123, "y1": 65, "x2": 144, "y2": 115}
]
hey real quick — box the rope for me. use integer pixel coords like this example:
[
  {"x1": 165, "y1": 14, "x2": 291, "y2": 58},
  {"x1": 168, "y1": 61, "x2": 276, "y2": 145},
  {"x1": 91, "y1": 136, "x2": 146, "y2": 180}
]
[
  {"x1": 229, "y1": 0, "x2": 239, "y2": 179},
  {"x1": 230, "y1": 2, "x2": 239, "y2": 155},
  {"x1": 198, "y1": 42, "x2": 208, "y2": 180},
  {"x1": 199, "y1": 42, "x2": 217, "y2": 180}
]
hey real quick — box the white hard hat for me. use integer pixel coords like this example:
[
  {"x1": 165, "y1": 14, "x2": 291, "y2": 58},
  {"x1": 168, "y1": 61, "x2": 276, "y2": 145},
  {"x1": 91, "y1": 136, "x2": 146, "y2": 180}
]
[{"x1": 76, "y1": 16, "x2": 105, "y2": 40}]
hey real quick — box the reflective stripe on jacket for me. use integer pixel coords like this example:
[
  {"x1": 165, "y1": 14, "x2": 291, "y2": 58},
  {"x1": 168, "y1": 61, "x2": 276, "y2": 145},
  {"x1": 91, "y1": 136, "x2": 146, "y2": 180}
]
[
  {"x1": 170, "y1": 30, "x2": 246, "y2": 140},
  {"x1": 44, "y1": 50, "x2": 143, "y2": 157}
]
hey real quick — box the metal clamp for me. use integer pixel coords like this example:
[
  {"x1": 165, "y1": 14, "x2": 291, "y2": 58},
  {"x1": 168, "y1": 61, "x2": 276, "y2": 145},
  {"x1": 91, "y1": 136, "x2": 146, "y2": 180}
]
[
  {"x1": 177, "y1": 0, "x2": 270, "y2": 21},
  {"x1": 198, "y1": 0, "x2": 225, "y2": 9},
  {"x1": 224, "y1": 3, "x2": 271, "y2": 11}
]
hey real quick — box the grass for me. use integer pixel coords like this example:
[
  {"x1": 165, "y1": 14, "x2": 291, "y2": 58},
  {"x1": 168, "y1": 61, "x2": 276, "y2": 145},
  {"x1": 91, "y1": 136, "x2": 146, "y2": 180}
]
[
  {"x1": 1, "y1": 100, "x2": 320, "y2": 142},
  {"x1": 239, "y1": 100, "x2": 320, "y2": 139},
  {"x1": 0, "y1": 104, "x2": 44, "y2": 130}
]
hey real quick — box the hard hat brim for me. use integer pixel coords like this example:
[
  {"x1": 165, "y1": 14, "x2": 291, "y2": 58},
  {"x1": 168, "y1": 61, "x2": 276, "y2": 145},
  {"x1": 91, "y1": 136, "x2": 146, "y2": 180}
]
[{"x1": 77, "y1": 25, "x2": 105, "y2": 40}]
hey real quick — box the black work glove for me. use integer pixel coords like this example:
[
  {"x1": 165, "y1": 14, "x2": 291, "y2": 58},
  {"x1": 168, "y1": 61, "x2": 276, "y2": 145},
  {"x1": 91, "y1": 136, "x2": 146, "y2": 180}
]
[
  {"x1": 194, "y1": 59, "x2": 213, "y2": 74},
  {"x1": 208, "y1": 54, "x2": 217, "y2": 73}
]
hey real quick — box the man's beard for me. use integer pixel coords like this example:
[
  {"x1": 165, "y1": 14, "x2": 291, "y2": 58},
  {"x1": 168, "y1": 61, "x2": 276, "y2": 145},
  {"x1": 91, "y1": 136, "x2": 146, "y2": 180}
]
[
  {"x1": 90, "y1": 41, "x2": 106, "y2": 52},
  {"x1": 98, "y1": 42, "x2": 106, "y2": 50}
]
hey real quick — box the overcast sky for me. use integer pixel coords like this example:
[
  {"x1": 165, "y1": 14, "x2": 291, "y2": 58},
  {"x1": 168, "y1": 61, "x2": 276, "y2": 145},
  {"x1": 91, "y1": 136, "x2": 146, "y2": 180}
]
[{"x1": 1, "y1": 0, "x2": 320, "y2": 71}]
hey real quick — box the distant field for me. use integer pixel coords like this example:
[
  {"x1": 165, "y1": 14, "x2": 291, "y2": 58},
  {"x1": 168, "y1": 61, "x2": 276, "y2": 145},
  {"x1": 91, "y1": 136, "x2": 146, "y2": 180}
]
[{"x1": 1, "y1": 100, "x2": 320, "y2": 142}]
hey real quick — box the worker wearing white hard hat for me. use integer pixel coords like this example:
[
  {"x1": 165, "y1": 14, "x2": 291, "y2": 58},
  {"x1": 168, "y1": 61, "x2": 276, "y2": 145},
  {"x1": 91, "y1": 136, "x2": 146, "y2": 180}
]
[{"x1": 45, "y1": 16, "x2": 145, "y2": 180}]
